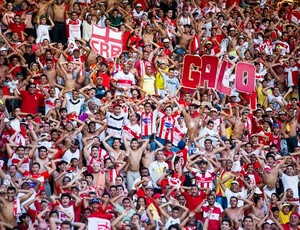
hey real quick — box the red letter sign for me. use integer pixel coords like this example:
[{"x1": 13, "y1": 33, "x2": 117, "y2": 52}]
[
  {"x1": 181, "y1": 55, "x2": 201, "y2": 89},
  {"x1": 216, "y1": 60, "x2": 232, "y2": 95},
  {"x1": 199, "y1": 55, "x2": 219, "y2": 88},
  {"x1": 235, "y1": 62, "x2": 255, "y2": 94}
]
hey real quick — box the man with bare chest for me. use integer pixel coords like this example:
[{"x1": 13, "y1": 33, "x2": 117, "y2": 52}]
[
  {"x1": 223, "y1": 196, "x2": 253, "y2": 228},
  {"x1": 181, "y1": 103, "x2": 203, "y2": 145},
  {"x1": 34, "y1": 0, "x2": 55, "y2": 24},
  {"x1": 142, "y1": 139, "x2": 163, "y2": 168},
  {"x1": 57, "y1": 62, "x2": 85, "y2": 91},
  {"x1": 52, "y1": 0, "x2": 67, "y2": 43},
  {"x1": 123, "y1": 137, "x2": 149, "y2": 191},
  {"x1": 43, "y1": 59, "x2": 58, "y2": 85},
  {"x1": 178, "y1": 24, "x2": 193, "y2": 51},
  {"x1": 0, "y1": 186, "x2": 33, "y2": 226}
]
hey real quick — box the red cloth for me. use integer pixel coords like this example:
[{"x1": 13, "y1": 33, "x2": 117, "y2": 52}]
[{"x1": 19, "y1": 90, "x2": 45, "y2": 114}]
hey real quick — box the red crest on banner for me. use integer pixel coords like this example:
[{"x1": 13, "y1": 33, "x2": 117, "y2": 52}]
[{"x1": 90, "y1": 25, "x2": 123, "y2": 59}]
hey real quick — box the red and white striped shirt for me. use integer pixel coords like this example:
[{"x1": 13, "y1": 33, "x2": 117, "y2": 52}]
[
  {"x1": 191, "y1": 169, "x2": 215, "y2": 189},
  {"x1": 122, "y1": 123, "x2": 142, "y2": 141},
  {"x1": 138, "y1": 110, "x2": 158, "y2": 136},
  {"x1": 8, "y1": 153, "x2": 30, "y2": 171},
  {"x1": 172, "y1": 123, "x2": 187, "y2": 146},
  {"x1": 157, "y1": 111, "x2": 180, "y2": 142}
]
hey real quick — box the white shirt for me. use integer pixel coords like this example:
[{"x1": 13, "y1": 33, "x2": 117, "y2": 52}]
[
  {"x1": 149, "y1": 161, "x2": 168, "y2": 188},
  {"x1": 113, "y1": 71, "x2": 136, "y2": 95}
]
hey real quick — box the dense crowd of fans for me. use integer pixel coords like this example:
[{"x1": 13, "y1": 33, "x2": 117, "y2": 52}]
[{"x1": 0, "y1": 0, "x2": 300, "y2": 229}]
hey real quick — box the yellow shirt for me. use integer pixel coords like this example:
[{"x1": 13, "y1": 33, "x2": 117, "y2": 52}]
[
  {"x1": 279, "y1": 210, "x2": 292, "y2": 224},
  {"x1": 156, "y1": 67, "x2": 169, "y2": 90},
  {"x1": 142, "y1": 74, "x2": 156, "y2": 95},
  {"x1": 216, "y1": 170, "x2": 233, "y2": 197}
]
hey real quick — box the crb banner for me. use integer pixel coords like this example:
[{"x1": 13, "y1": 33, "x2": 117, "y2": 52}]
[
  {"x1": 90, "y1": 25, "x2": 122, "y2": 59},
  {"x1": 87, "y1": 217, "x2": 111, "y2": 230},
  {"x1": 181, "y1": 55, "x2": 255, "y2": 95}
]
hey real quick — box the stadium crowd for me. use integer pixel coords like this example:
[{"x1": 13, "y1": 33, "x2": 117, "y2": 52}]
[{"x1": 0, "y1": 0, "x2": 300, "y2": 229}]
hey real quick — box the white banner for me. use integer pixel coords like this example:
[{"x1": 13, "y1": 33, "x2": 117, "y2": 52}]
[{"x1": 87, "y1": 217, "x2": 111, "y2": 230}]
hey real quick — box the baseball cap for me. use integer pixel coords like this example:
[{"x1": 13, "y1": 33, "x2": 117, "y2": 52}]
[
  {"x1": 136, "y1": 3, "x2": 142, "y2": 7},
  {"x1": 206, "y1": 41, "x2": 212, "y2": 45},
  {"x1": 266, "y1": 107, "x2": 272, "y2": 112},
  {"x1": 153, "y1": 193, "x2": 162, "y2": 199},
  {"x1": 282, "y1": 203, "x2": 290, "y2": 208},
  {"x1": 112, "y1": 103, "x2": 121, "y2": 108},
  {"x1": 272, "y1": 123, "x2": 280, "y2": 128},
  {"x1": 73, "y1": 139, "x2": 80, "y2": 146},
  {"x1": 231, "y1": 181, "x2": 239, "y2": 185},
  {"x1": 91, "y1": 198, "x2": 100, "y2": 204},
  {"x1": 291, "y1": 212, "x2": 300, "y2": 218},
  {"x1": 278, "y1": 111, "x2": 286, "y2": 115},
  {"x1": 210, "y1": 108, "x2": 218, "y2": 112},
  {"x1": 163, "y1": 38, "x2": 170, "y2": 43}
]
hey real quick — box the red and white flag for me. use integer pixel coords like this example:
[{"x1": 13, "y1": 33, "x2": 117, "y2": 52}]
[
  {"x1": 88, "y1": 217, "x2": 111, "y2": 230},
  {"x1": 90, "y1": 25, "x2": 123, "y2": 59}
]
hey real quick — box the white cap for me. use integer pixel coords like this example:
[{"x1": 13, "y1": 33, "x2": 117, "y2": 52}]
[
  {"x1": 254, "y1": 187, "x2": 262, "y2": 194},
  {"x1": 163, "y1": 38, "x2": 170, "y2": 43},
  {"x1": 231, "y1": 180, "x2": 239, "y2": 185},
  {"x1": 136, "y1": 3, "x2": 142, "y2": 7},
  {"x1": 266, "y1": 107, "x2": 272, "y2": 112},
  {"x1": 266, "y1": 220, "x2": 274, "y2": 224}
]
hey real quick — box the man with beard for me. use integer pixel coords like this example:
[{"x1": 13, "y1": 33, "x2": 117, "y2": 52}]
[{"x1": 0, "y1": 186, "x2": 33, "y2": 226}]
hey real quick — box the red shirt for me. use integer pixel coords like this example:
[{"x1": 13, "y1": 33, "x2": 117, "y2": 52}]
[
  {"x1": 23, "y1": 170, "x2": 50, "y2": 191},
  {"x1": 20, "y1": 90, "x2": 44, "y2": 114},
  {"x1": 201, "y1": 206, "x2": 222, "y2": 229},
  {"x1": 182, "y1": 191, "x2": 206, "y2": 211},
  {"x1": 9, "y1": 22, "x2": 26, "y2": 40},
  {"x1": 281, "y1": 224, "x2": 300, "y2": 230}
]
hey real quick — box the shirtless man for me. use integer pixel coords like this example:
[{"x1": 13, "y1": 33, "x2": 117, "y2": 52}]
[
  {"x1": 142, "y1": 139, "x2": 163, "y2": 168},
  {"x1": 81, "y1": 118, "x2": 107, "y2": 139},
  {"x1": 0, "y1": 55, "x2": 9, "y2": 81},
  {"x1": 57, "y1": 62, "x2": 85, "y2": 91},
  {"x1": 223, "y1": 196, "x2": 253, "y2": 228},
  {"x1": 256, "y1": 153, "x2": 287, "y2": 197},
  {"x1": 173, "y1": 24, "x2": 193, "y2": 51},
  {"x1": 143, "y1": 24, "x2": 155, "y2": 44},
  {"x1": 0, "y1": 165, "x2": 22, "y2": 188},
  {"x1": 0, "y1": 186, "x2": 33, "y2": 226},
  {"x1": 250, "y1": 195, "x2": 265, "y2": 225},
  {"x1": 153, "y1": 19, "x2": 169, "y2": 40},
  {"x1": 52, "y1": 0, "x2": 67, "y2": 43},
  {"x1": 286, "y1": 108, "x2": 299, "y2": 153},
  {"x1": 29, "y1": 146, "x2": 56, "y2": 173},
  {"x1": 230, "y1": 109, "x2": 252, "y2": 141},
  {"x1": 123, "y1": 137, "x2": 149, "y2": 191},
  {"x1": 43, "y1": 59, "x2": 57, "y2": 85},
  {"x1": 180, "y1": 102, "x2": 203, "y2": 145},
  {"x1": 103, "y1": 135, "x2": 126, "y2": 161},
  {"x1": 34, "y1": 0, "x2": 55, "y2": 24}
]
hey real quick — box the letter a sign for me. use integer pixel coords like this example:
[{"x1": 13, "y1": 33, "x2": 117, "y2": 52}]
[{"x1": 90, "y1": 25, "x2": 123, "y2": 59}]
